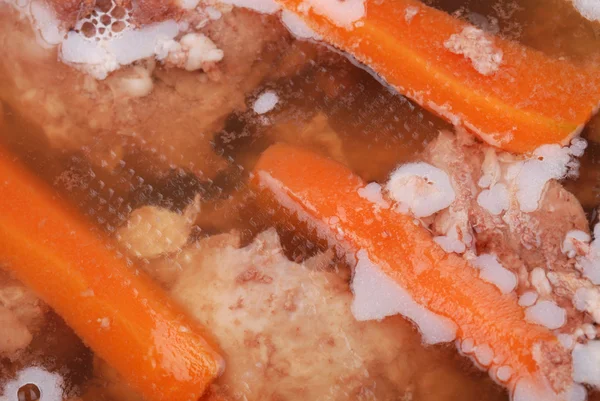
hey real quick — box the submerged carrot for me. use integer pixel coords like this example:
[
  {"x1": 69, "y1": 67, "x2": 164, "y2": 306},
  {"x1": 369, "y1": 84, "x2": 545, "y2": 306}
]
[
  {"x1": 0, "y1": 148, "x2": 223, "y2": 401},
  {"x1": 277, "y1": 0, "x2": 600, "y2": 153},
  {"x1": 252, "y1": 144, "x2": 567, "y2": 391}
]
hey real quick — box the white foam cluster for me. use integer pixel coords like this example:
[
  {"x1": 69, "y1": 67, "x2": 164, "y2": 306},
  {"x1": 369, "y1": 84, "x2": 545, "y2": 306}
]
[
  {"x1": 357, "y1": 182, "x2": 390, "y2": 210},
  {"x1": 1, "y1": 367, "x2": 63, "y2": 401},
  {"x1": 350, "y1": 250, "x2": 457, "y2": 344},
  {"x1": 444, "y1": 26, "x2": 503, "y2": 75},
  {"x1": 572, "y1": 0, "x2": 600, "y2": 21},
  {"x1": 281, "y1": 9, "x2": 321, "y2": 40},
  {"x1": 61, "y1": 17, "x2": 179, "y2": 79},
  {"x1": 477, "y1": 183, "x2": 509, "y2": 215},
  {"x1": 573, "y1": 287, "x2": 600, "y2": 323},
  {"x1": 253, "y1": 91, "x2": 279, "y2": 115},
  {"x1": 472, "y1": 253, "x2": 517, "y2": 294},
  {"x1": 514, "y1": 138, "x2": 587, "y2": 213},
  {"x1": 573, "y1": 341, "x2": 600, "y2": 387},
  {"x1": 301, "y1": 0, "x2": 365, "y2": 28},
  {"x1": 524, "y1": 300, "x2": 566, "y2": 330},
  {"x1": 386, "y1": 162, "x2": 456, "y2": 218}
]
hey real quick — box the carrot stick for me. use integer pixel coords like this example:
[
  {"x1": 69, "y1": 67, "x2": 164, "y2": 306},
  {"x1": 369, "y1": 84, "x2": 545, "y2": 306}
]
[
  {"x1": 0, "y1": 148, "x2": 223, "y2": 401},
  {"x1": 252, "y1": 144, "x2": 569, "y2": 391},
  {"x1": 277, "y1": 0, "x2": 600, "y2": 153}
]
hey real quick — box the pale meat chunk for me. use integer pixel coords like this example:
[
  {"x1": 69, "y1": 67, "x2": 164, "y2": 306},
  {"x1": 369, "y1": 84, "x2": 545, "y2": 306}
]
[
  {"x1": 0, "y1": 5, "x2": 291, "y2": 178},
  {"x1": 166, "y1": 229, "x2": 504, "y2": 401},
  {"x1": 0, "y1": 274, "x2": 46, "y2": 358},
  {"x1": 0, "y1": 305, "x2": 32, "y2": 357},
  {"x1": 423, "y1": 131, "x2": 592, "y2": 336}
]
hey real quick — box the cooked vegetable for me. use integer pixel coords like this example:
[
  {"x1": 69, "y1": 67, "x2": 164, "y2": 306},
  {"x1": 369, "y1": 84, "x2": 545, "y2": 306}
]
[
  {"x1": 276, "y1": 0, "x2": 600, "y2": 153},
  {"x1": 0, "y1": 148, "x2": 223, "y2": 401},
  {"x1": 252, "y1": 144, "x2": 568, "y2": 391}
]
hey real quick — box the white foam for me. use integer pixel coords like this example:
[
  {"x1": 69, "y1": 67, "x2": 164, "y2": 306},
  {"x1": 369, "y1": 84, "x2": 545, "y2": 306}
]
[
  {"x1": 61, "y1": 20, "x2": 179, "y2": 79},
  {"x1": 351, "y1": 249, "x2": 457, "y2": 344},
  {"x1": 253, "y1": 91, "x2": 279, "y2": 114},
  {"x1": 472, "y1": 253, "x2": 517, "y2": 294},
  {"x1": 477, "y1": 183, "x2": 509, "y2": 215},
  {"x1": 434, "y1": 235, "x2": 466, "y2": 254},
  {"x1": 496, "y1": 366, "x2": 512, "y2": 382},
  {"x1": 573, "y1": 287, "x2": 600, "y2": 324},
  {"x1": 281, "y1": 10, "x2": 321, "y2": 40},
  {"x1": 386, "y1": 162, "x2": 455, "y2": 218},
  {"x1": 1, "y1": 367, "x2": 64, "y2": 401},
  {"x1": 518, "y1": 291, "x2": 538, "y2": 307},
  {"x1": 572, "y1": 0, "x2": 600, "y2": 21},
  {"x1": 525, "y1": 300, "x2": 566, "y2": 329},
  {"x1": 573, "y1": 341, "x2": 600, "y2": 387},
  {"x1": 444, "y1": 26, "x2": 502, "y2": 75},
  {"x1": 357, "y1": 182, "x2": 390, "y2": 209},
  {"x1": 29, "y1": 0, "x2": 63, "y2": 45},
  {"x1": 302, "y1": 0, "x2": 365, "y2": 28},
  {"x1": 179, "y1": 33, "x2": 224, "y2": 71},
  {"x1": 515, "y1": 140, "x2": 586, "y2": 213}
]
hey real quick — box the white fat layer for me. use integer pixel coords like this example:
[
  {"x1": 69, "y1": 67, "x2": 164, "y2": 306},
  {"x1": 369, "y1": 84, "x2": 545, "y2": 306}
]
[
  {"x1": 472, "y1": 254, "x2": 517, "y2": 294},
  {"x1": 281, "y1": 10, "x2": 321, "y2": 40},
  {"x1": 518, "y1": 291, "x2": 538, "y2": 307},
  {"x1": 572, "y1": 0, "x2": 600, "y2": 21},
  {"x1": 573, "y1": 341, "x2": 600, "y2": 387},
  {"x1": 301, "y1": 0, "x2": 366, "y2": 28},
  {"x1": 444, "y1": 26, "x2": 502, "y2": 75},
  {"x1": 386, "y1": 162, "x2": 455, "y2": 218},
  {"x1": 61, "y1": 20, "x2": 180, "y2": 79},
  {"x1": 218, "y1": 0, "x2": 280, "y2": 13},
  {"x1": 525, "y1": 300, "x2": 566, "y2": 329},
  {"x1": 1, "y1": 367, "x2": 64, "y2": 401},
  {"x1": 515, "y1": 138, "x2": 587, "y2": 213},
  {"x1": 477, "y1": 183, "x2": 509, "y2": 215},
  {"x1": 357, "y1": 182, "x2": 390, "y2": 209},
  {"x1": 351, "y1": 250, "x2": 457, "y2": 344},
  {"x1": 253, "y1": 91, "x2": 279, "y2": 114}
]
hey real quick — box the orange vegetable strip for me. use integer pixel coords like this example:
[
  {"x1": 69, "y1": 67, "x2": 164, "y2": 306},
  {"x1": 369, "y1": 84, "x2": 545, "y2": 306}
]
[
  {"x1": 277, "y1": 0, "x2": 600, "y2": 153},
  {"x1": 252, "y1": 144, "x2": 565, "y2": 387},
  {"x1": 0, "y1": 148, "x2": 223, "y2": 401}
]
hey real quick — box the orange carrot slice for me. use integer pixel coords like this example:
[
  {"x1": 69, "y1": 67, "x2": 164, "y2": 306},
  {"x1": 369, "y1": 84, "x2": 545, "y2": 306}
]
[
  {"x1": 0, "y1": 148, "x2": 223, "y2": 401},
  {"x1": 277, "y1": 0, "x2": 600, "y2": 153},
  {"x1": 252, "y1": 144, "x2": 568, "y2": 391}
]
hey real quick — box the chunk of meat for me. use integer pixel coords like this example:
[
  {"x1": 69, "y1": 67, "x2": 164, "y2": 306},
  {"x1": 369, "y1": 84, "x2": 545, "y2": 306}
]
[
  {"x1": 164, "y1": 229, "x2": 505, "y2": 401},
  {"x1": 423, "y1": 131, "x2": 594, "y2": 337},
  {"x1": 0, "y1": 305, "x2": 31, "y2": 357},
  {"x1": 0, "y1": 6, "x2": 292, "y2": 179},
  {"x1": 0, "y1": 273, "x2": 46, "y2": 358}
]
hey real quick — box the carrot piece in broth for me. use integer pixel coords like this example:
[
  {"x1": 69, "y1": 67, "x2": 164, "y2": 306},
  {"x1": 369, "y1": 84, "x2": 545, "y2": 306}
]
[
  {"x1": 252, "y1": 144, "x2": 570, "y2": 393},
  {"x1": 0, "y1": 148, "x2": 223, "y2": 401},
  {"x1": 276, "y1": 0, "x2": 600, "y2": 153}
]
